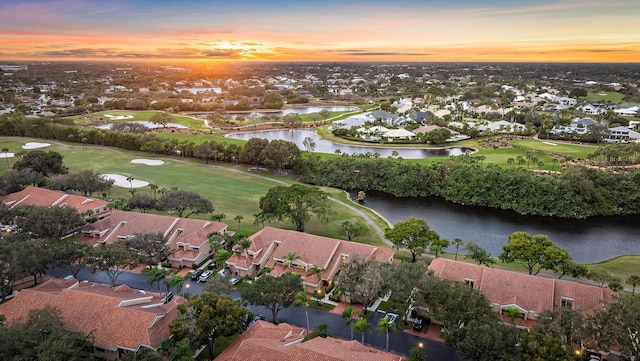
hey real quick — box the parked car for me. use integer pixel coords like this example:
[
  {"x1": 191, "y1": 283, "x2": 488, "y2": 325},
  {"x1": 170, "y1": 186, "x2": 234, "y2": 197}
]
[
  {"x1": 198, "y1": 270, "x2": 213, "y2": 282},
  {"x1": 190, "y1": 269, "x2": 203, "y2": 281},
  {"x1": 413, "y1": 316, "x2": 429, "y2": 331},
  {"x1": 383, "y1": 312, "x2": 399, "y2": 324},
  {"x1": 229, "y1": 276, "x2": 241, "y2": 286}
]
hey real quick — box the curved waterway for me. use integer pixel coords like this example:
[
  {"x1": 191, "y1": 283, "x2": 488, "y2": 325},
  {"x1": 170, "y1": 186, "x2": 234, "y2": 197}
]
[
  {"x1": 360, "y1": 192, "x2": 640, "y2": 264},
  {"x1": 226, "y1": 129, "x2": 472, "y2": 159}
]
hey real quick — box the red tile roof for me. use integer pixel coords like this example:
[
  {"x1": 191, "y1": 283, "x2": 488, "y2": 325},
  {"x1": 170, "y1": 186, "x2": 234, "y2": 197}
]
[
  {"x1": 228, "y1": 227, "x2": 395, "y2": 283},
  {"x1": 2, "y1": 186, "x2": 108, "y2": 215},
  {"x1": 216, "y1": 320, "x2": 404, "y2": 361},
  {"x1": 0, "y1": 277, "x2": 183, "y2": 351},
  {"x1": 428, "y1": 258, "x2": 617, "y2": 317}
]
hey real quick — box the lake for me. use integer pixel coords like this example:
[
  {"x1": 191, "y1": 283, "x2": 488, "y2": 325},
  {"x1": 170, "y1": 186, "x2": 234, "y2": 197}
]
[
  {"x1": 226, "y1": 129, "x2": 472, "y2": 159},
  {"x1": 360, "y1": 192, "x2": 640, "y2": 264},
  {"x1": 226, "y1": 105, "x2": 358, "y2": 118}
]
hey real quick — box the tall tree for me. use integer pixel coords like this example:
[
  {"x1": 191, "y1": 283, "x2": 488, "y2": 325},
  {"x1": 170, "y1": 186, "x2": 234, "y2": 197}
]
[
  {"x1": 452, "y1": 237, "x2": 464, "y2": 261},
  {"x1": 586, "y1": 294, "x2": 640, "y2": 360},
  {"x1": 334, "y1": 256, "x2": 387, "y2": 315},
  {"x1": 157, "y1": 189, "x2": 213, "y2": 218},
  {"x1": 12, "y1": 150, "x2": 68, "y2": 176},
  {"x1": 353, "y1": 318, "x2": 370, "y2": 344},
  {"x1": 256, "y1": 184, "x2": 334, "y2": 232},
  {"x1": 0, "y1": 306, "x2": 95, "y2": 361},
  {"x1": 170, "y1": 292, "x2": 248, "y2": 360},
  {"x1": 627, "y1": 275, "x2": 640, "y2": 294},
  {"x1": 341, "y1": 305, "x2": 357, "y2": 340},
  {"x1": 282, "y1": 113, "x2": 302, "y2": 128},
  {"x1": 18, "y1": 205, "x2": 85, "y2": 240},
  {"x1": 464, "y1": 242, "x2": 495, "y2": 266},
  {"x1": 342, "y1": 220, "x2": 368, "y2": 241},
  {"x1": 239, "y1": 137, "x2": 268, "y2": 169},
  {"x1": 293, "y1": 291, "x2": 311, "y2": 336},
  {"x1": 499, "y1": 231, "x2": 571, "y2": 275},
  {"x1": 259, "y1": 139, "x2": 300, "y2": 174},
  {"x1": 381, "y1": 261, "x2": 429, "y2": 323},
  {"x1": 384, "y1": 217, "x2": 439, "y2": 262},
  {"x1": 125, "y1": 232, "x2": 171, "y2": 267},
  {"x1": 87, "y1": 243, "x2": 139, "y2": 286},
  {"x1": 241, "y1": 272, "x2": 303, "y2": 324},
  {"x1": 377, "y1": 316, "x2": 397, "y2": 351},
  {"x1": 149, "y1": 111, "x2": 174, "y2": 128}
]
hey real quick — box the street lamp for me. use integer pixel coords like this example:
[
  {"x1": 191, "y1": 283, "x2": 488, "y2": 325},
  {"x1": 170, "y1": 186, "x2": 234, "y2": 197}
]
[{"x1": 418, "y1": 342, "x2": 424, "y2": 349}]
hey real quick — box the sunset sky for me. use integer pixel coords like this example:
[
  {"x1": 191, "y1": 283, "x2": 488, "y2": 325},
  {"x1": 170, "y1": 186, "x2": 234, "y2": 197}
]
[{"x1": 1, "y1": 0, "x2": 638, "y2": 62}]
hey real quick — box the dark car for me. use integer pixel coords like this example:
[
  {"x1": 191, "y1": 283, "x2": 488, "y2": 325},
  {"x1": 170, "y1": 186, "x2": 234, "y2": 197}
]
[
  {"x1": 190, "y1": 269, "x2": 203, "y2": 281},
  {"x1": 413, "y1": 316, "x2": 429, "y2": 331}
]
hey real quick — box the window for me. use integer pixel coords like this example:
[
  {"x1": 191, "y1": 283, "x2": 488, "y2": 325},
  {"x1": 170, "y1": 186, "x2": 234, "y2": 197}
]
[
  {"x1": 464, "y1": 278, "x2": 475, "y2": 288},
  {"x1": 561, "y1": 297, "x2": 574, "y2": 309},
  {"x1": 276, "y1": 259, "x2": 284, "y2": 264}
]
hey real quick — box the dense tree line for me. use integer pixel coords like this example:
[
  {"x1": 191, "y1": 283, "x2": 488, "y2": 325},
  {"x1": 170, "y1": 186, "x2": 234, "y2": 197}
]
[
  {"x1": 3, "y1": 115, "x2": 640, "y2": 218},
  {"x1": 297, "y1": 156, "x2": 640, "y2": 218}
]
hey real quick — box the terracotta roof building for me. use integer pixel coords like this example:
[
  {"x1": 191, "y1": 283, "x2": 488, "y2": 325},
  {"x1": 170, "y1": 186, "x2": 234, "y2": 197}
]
[
  {"x1": 81, "y1": 210, "x2": 229, "y2": 268},
  {"x1": 226, "y1": 227, "x2": 395, "y2": 294},
  {"x1": 0, "y1": 277, "x2": 184, "y2": 360},
  {"x1": 428, "y1": 258, "x2": 618, "y2": 327},
  {"x1": 2, "y1": 186, "x2": 109, "y2": 216},
  {"x1": 216, "y1": 320, "x2": 404, "y2": 361}
]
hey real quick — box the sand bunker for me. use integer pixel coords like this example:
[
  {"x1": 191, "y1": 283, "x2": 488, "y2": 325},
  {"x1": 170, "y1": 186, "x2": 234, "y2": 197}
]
[
  {"x1": 0, "y1": 153, "x2": 15, "y2": 158},
  {"x1": 22, "y1": 142, "x2": 51, "y2": 149},
  {"x1": 131, "y1": 159, "x2": 165, "y2": 166},
  {"x1": 103, "y1": 114, "x2": 134, "y2": 120},
  {"x1": 101, "y1": 174, "x2": 149, "y2": 188}
]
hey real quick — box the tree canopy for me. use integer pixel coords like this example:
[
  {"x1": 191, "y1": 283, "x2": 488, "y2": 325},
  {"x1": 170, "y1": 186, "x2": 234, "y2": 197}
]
[
  {"x1": 256, "y1": 184, "x2": 334, "y2": 232},
  {"x1": 0, "y1": 306, "x2": 95, "y2": 361},
  {"x1": 12, "y1": 150, "x2": 68, "y2": 176},
  {"x1": 499, "y1": 231, "x2": 571, "y2": 275},
  {"x1": 384, "y1": 217, "x2": 439, "y2": 262},
  {"x1": 157, "y1": 189, "x2": 213, "y2": 218},
  {"x1": 169, "y1": 292, "x2": 248, "y2": 359},
  {"x1": 240, "y1": 272, "x2": 303, "y2": 324}
]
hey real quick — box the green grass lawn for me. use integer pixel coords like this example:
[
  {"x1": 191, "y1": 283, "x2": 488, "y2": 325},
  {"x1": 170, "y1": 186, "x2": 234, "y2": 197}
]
[
  {"x1": 581, "y1": 91, "x2": 625, "y2": 104},
  {"x1": 510, "y1": 139, "x2": 596, "y2": 160},
  {"x1": 0, "y1": 136, "x2": 384, "y2": 244}
]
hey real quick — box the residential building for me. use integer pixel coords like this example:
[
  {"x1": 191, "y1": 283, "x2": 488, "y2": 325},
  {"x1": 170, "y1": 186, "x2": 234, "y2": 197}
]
[
  {"x1": 216, "y1": 320, "x2": 404, "y2": 361},
  {"x1": 0, "y1": 277, "x2": 183, "y2": 360},
  {"x1": 225, "y1": 227, "x2": 395, "y2": 294},
  {"x1": 2, "y1": 186, "x2": 109, "y2": 217},
  {"x1": 605, "y1": 126, "x2": 640, "y2": 143},
  {"x1": 428, "y1": 259, "x2": 618, "y2": 328},
  {"x1": 81, "y1": 210, "x2": 229, "y2": 268}
]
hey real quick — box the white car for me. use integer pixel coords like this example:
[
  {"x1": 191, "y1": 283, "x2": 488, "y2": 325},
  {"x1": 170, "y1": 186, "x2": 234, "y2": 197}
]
[
  {"x1": 383, "y1": 313, "x2": 399, "y2": 324},
  {"x1": 198, "y1": 270, "x2": 213, "y2": 282}
]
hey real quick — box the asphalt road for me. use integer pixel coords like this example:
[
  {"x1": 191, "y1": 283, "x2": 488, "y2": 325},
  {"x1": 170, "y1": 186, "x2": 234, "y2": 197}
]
[{"x1": 47, "y1": 266, "x2": 462, "y2": 360}]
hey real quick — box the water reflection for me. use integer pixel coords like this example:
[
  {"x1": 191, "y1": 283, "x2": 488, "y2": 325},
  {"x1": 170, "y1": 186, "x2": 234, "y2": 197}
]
[
  {"x1": 360, "y1": 192, "x2": 640, "y2": 263},
  {"x1": 96, "y1": 121, "x2": 188, "y2": 129},
  {"x1": 226, "y1": 129, "x2": 472, "y2": 159}
]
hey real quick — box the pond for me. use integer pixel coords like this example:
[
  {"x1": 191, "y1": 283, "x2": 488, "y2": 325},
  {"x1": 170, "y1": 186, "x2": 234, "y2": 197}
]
[
  {"x1": 96, "y1": 121, "x2": 188, "y2": 129},
  {"x1": 225, "y1": 105, "x2": 358, "y2": 118},
  {"x1": 359, "y1": 191, "x2": 640, "y2": 264},
  {"x1": 226, "y1": 129, "x2": 472, "y2": 159}
]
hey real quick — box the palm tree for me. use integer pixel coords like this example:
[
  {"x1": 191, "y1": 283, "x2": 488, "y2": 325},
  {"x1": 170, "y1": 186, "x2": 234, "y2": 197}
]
[
  {"x1": 147, "y1": 266, "x2": 169, "y2": 294},
  {"x1": 126, "y1": 176, "x2": 134, "y2": 190},
  {"x1": 377, "y1": 317, "x2": 397, "y2": 351},
  {"x1": 1, "y1": 148, "x2": 9, "y2": 168},
  {"x1": 293, "y1": 291, "x2": 311, "y2": 337},
  {"x1": 284, "y1": 252, "x2": 300, "y2": 270},
  {"x1": 237, "y1": 238, "x2": 252, "y2": 261},
  {"x1": 341, "y1": 305, "x2": 356, "y2": 340},
  {"x1": 169, "y1": 273, "x2": 186, "y2": 296},
  {"x1": 353, "y1": 318, "x2": 369, "y2": 344},
  {"x1": 627, "y1": 275, "x2": 640, "y2": 294},
  {"x1": 234, "y1": 214, "x2": 244, "y2": 224},
  {"x1": 307, "y1": 265, "x2": 324, "y2": 291},
  {"x1": 453, "y1": 237, "x2": 463, "y2": 262},
  {"x1": 149, "y1": 183, "x2": 158, "y2": 199}
]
